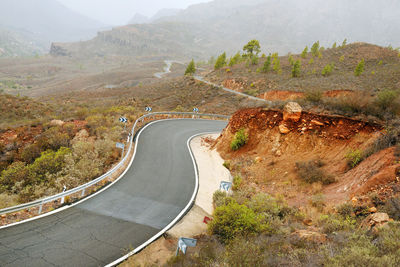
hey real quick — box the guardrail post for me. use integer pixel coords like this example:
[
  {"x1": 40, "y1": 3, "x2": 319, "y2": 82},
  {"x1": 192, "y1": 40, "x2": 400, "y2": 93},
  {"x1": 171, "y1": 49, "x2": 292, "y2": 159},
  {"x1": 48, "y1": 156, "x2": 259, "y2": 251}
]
[
  {"x1": 38, "y1": 201, "x2": 43, "y2": 215},
  {"x1": 81, "y1": 189, "x2": 85, "y2": 197},
  {"x1": 61, "y1": 196, "x2": 65, "y2": 205}
]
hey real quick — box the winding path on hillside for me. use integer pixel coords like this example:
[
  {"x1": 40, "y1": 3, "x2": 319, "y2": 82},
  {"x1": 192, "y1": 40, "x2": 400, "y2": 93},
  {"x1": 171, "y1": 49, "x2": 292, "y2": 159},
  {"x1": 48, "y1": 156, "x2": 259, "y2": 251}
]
[{"x1": 0, "y1": 119, "x2": 227, "y2": 267}]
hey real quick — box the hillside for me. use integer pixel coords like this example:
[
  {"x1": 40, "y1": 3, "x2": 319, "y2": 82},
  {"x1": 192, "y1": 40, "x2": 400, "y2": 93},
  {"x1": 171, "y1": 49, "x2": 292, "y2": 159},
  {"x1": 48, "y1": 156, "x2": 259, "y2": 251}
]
[
  {"x1": 50, "y1": 0, "x2": 400, "y2": 61},
  {"x1": 0, "y1": 0, "x2": 105, "y2": 57},
  {"x1": 0, "y1": 27, "x2": 46, "y2": 58}
]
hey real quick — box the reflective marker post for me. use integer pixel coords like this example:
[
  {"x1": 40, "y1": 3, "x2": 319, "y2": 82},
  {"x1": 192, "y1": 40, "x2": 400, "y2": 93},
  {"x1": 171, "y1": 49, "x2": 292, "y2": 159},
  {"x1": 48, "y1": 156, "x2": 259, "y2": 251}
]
[
  {"x1": 116, "y1": 142, "x2": 125, "y2": 158},
  {"x1": 119, "y1": 117, "x2": 128, "y2": 131},
  {"x1": 176, "y1": 237, "x2": 197, "y2": 256}
]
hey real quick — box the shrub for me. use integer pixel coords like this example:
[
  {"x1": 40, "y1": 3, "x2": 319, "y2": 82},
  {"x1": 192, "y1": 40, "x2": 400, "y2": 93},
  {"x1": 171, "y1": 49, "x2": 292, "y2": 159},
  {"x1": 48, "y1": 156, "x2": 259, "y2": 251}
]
[
  {"x1": 209, "y1": 201, "x2": 264, "y2": 242},
  {"x1": 232, "y1": 175, "x2": 242, "y2": 191},
  {"x1": 345, "y1": 149, "x2": 363, "y2": 168},
  {"x1": 184, "y1": 59, "x2": 196, "y2": 75},
  {"x1": 229, "y1": 52, "x2": 241, "y2": 66},
  {"x1": 322, "y1": 63, "x2": 334, "y2": 76},
  {"x1": 213, "y1": 190, "x2": 230, "y2": 208},
  {"x1": 318, "y1": 214, "x2": 356, "y2": 234},
  {"x1": 339, "y1": 55, "x2": 345, "y2": 62},
  {"x1": 262, "y1": 55, "x2": 271, "y2": 72},
  {"x1": 250, "y1": 54, "x2": 259, "y2": 65},
  {"x1": 0, "y1": 161, "x2": 29, "y2": 190},
  {"x1": 311, "y1": 194, "x2": 325, "y2": 210},
  {"x1": 230, "y1": 129, "x2": 248, "y2": 151},
  {"x1": 247, "y1": 193, "x2": 292, "y2": 219},
  {"x1": 384, "y1": 197, "x2": 400, "y2": 220},
  {"x1": 296, "y1": 160, "x2": 335, "y2": 185},
  {"x1": 337, "y1": 202, "x2": 354, "y2": 217},
  {"x1": 223, "y1": 160, "x2": 231, "y2": 170},
  {"x1": 354, "y1": 59, "x2": 365, "y2": 76},
  {"x1": 311, "y1": 41, "x2": 320, "y2": 57},
  {"x1": 21, "y1": 143, "x2": 42, "y2": 164},
  {"x1": 291, "y1": 60, "x2": 301, "y2": 78},
  {"x1": 301, "y1": 46, "x2": 308, "y2": 58},
  {"x1": 375, "y1": 89, "x2": 400, "y2": 115},
  {"x1": 214, "y1": 52, "x2": 227, "y2": 70}
]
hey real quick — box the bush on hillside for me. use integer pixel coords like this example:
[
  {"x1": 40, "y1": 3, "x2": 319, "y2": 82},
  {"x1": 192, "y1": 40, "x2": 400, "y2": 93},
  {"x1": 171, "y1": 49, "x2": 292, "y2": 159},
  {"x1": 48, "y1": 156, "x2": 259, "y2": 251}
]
[
  {"x1": 296, "y1": 159, "x2": 335, "y2": 185},
  {"x1": 230, "y1": 129, "x2": 248, "y2": 151}
]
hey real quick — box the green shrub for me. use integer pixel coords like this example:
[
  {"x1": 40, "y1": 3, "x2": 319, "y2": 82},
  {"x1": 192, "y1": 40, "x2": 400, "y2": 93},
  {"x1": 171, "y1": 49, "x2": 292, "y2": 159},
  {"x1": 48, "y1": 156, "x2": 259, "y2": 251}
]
[
  {"x1": 184, "y1": 59, "x2": 196, "y2": 75},
  {"x1": 228, "y1": 52, "x2": 241, "y2": 66},
  {"x1": 295, "y1": 160, "x2": 335, "y2": 185},
  {"x1": 337, "y1": 202, "x2": 354, "y2": 217},
  {"x1": 375, "y1": 89, "x2": 400, "y2": 114},
  {"x1": 262, "y1": 55, "x2": 271, "y2": 72},
  {"x1": 354, "y1": 59, "x2": 365, "y2": 76},
  {"x1": 223, "y1": 160, "x2": 231, "y2": 170},
  {"x1": 232, "y1": 175, "x2": 242, "y2": 191},
  {"x1": 305, "y1": 89, "x2": 323, "y2": 103},
  {"x1": 301, "y1": 46, "x2": 308, "y2": 58},
  {"x1": 230, "y1": 129, "x2": 248, "y2": 151},
  {"x1": 311, "y1": 41, "x2": 320, "y2": 57},
  {"x1": 384, "y1": 197, "x2": 400, "y2": 220},
  {"x1": 311, "y1": 194, "x2": 325, "y2": 210},
  {"x1": 213, "y1": 190, "x2": 230, "y2": 208},
  {"x1": 215, "y1": 52, "x2": 227, "y2": 70},
  {"x1": 345, "y1": 149, "x2": 363, "y2": 168},
  {"x1": 322, "y1": 63, "x2": 334, "y2": 76},
  {"x1": 318, "y1": 214, "x2": 356, "y2": 234},
  {"x1": 209, "y1": 201, "x2": 264, "y2": 242},
  {"x1": 247, "y1": 193, "x2": 292, "y2": 219},
  {"x1": 291, "y1": 60, "x2": 301, "y2": 78},
  {"x1": 0, "y1": 161, "x2": 28, "y2": 190}
]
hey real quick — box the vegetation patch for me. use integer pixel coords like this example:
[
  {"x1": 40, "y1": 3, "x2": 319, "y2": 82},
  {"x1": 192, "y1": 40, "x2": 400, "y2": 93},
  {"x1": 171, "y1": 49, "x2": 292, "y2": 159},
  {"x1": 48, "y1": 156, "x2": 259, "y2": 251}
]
[{"x1": 230, "y1": 128, "x2": 248, "y2": 151}]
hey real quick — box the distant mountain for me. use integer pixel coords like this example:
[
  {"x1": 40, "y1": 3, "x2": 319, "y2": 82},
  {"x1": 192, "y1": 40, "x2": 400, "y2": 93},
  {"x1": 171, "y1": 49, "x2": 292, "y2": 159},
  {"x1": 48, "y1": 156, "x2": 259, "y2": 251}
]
[
  {"x1": 0, "y1": 26, "x2": 46, "y2": 58},
  {"x1": 0, "y1": 0, "x2": 105, "y2": 57},
  {"x1": 128, "y1": 13, "x2": 150, "y2": 25},
  {"x1": 51, "y1": 0, "x2": 400, "y2": 61},
  {"x1": 128, "y1": 8, "x2": 182, "y2": 25}
]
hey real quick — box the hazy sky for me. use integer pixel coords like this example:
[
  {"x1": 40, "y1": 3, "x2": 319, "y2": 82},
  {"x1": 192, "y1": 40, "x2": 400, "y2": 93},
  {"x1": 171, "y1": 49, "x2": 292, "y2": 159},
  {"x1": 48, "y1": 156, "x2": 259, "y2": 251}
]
[{"x1": 57, "y1": 0, "x2": 210, "y2": 25}]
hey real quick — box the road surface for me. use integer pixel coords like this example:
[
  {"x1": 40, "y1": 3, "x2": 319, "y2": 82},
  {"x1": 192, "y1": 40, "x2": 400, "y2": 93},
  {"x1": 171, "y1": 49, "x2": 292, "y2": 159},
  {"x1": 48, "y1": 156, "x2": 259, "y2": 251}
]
[{"x1": 0, "y1": 119, "x2": 227, "y2": 267}]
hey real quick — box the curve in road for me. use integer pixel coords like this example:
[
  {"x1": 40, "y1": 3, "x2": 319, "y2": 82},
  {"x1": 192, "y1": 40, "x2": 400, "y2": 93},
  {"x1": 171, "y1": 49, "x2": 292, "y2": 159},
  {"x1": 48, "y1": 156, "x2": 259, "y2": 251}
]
[{"x1": 0, "y1": 119, "x2": 227, "y2": 267}]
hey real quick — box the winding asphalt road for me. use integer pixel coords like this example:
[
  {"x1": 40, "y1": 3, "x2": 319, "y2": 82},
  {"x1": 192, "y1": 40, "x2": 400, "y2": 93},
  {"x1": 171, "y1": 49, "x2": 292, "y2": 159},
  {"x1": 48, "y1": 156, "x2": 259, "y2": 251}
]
[{"x1": 0, "y1": 119, "x2": 227, "y2": 267}]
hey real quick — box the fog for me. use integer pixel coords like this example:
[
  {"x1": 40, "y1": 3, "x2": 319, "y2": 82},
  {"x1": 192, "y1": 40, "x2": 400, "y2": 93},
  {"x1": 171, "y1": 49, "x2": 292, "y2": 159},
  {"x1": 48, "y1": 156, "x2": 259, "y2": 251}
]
[{"x1": 57, "y1": 0, "x2": 211, "y2": 25}]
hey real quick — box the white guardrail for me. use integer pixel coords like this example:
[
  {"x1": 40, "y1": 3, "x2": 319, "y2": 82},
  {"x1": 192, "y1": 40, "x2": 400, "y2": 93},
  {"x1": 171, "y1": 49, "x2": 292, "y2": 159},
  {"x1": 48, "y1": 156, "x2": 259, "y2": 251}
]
[{"x1": 0, "y1": 112, "x2": 230, "y2": 217}]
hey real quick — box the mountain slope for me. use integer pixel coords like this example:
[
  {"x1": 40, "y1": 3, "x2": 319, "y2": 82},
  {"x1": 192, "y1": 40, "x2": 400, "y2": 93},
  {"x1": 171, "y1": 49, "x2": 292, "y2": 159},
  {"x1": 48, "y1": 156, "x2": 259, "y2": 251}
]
[{"x1": 0, "y1": 0, "x2": 105, "y2": 56}]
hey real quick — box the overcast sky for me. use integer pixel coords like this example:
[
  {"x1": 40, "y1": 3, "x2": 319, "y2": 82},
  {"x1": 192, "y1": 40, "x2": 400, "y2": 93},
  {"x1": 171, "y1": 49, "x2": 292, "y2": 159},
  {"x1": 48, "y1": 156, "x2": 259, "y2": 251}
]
[{"x1": 57, "y1": 0, "x2": 210, "y2": 26}]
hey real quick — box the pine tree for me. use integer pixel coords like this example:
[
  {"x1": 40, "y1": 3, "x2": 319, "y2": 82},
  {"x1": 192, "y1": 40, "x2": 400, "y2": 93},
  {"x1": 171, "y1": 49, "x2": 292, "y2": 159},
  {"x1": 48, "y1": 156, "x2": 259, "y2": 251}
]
[
  {"x1": 322, "y1": 63, "x2": 334, "y2": 76},
  {"x1": 342, "y1": 38, "x2": 347, "y2": 48},
  {"x1": 272, "y1": 56, "x2": 281, "y2": 74},
  {"x1": 243, "y1": 40, "x2": 261, "y2": 57},
  {"x1": 301, "y1": 46, "x2": 308, "y2": 58},
  {"x1": 291, "y1": 60, "x2": 301, "y2": 77},
  {"x1": 354, "y1": 59, "x2": 365, "y2": 76},
  {"x1": 262, "y1": 55, "x2": 271, "y2": 72},
  {"x1": 332, "y1": 42, "x2": 337, "y2": 49},
  {"x1": 214, "y1": 52, "x2": 227, "y2": 69},
  {"x1": 184, "y1": 59, "x2": 196, "y2": 75},
  {"x1": 288, "y1": 55, "x2": 294, "y2": 65},
  {"x1": 311, "y1": 41, "x2": 320, "y2": 57},
  {"x1": 229, "y1": 52, "x2": 241, "y2": 66}
]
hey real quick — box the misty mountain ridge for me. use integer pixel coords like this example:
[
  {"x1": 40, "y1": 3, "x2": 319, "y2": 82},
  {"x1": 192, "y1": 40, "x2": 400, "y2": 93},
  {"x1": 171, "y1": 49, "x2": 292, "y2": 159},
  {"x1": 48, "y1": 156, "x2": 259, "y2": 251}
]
[
  {"x1": 128, "y1": 8, "x2": 182, "y2": 25},
  {"x1": 48, "y1": 0, "x2": 400, "y2": 61},
  {"x1": 0, "y1": 0, "x2": 107, "y2": 57}
]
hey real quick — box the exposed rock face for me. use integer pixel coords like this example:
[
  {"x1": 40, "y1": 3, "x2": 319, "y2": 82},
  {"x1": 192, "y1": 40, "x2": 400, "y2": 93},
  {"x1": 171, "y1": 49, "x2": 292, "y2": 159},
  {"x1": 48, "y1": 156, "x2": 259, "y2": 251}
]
[
  {"x1": 283, "y1": 102, "x2": 302, "y2": 122},
  {"x1": 50, "y1": 43, "x2": 71, "y2": 57},
  {"x1": 360, "y1": 212, "x2": 390, "y2": 231},
  {"x1": 50, "y1": 120, "x2": 64, "y2": 126},
  {"x1": 291, "y1": 229, "x2": 327, "y2": 244}
]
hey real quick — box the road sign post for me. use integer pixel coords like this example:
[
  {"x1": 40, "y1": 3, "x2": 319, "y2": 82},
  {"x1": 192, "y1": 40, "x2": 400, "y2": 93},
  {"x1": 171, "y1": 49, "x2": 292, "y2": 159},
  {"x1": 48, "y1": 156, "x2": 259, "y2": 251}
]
[
  {"x1": 116, "y1": 142, "x2": 125, "y2": 158},
  {"x1": 119, "y1": 117, "x2": 128, "y2": 131},
  {"x1": 176, "y1": 237, "x2": 197, "y2": 255}
]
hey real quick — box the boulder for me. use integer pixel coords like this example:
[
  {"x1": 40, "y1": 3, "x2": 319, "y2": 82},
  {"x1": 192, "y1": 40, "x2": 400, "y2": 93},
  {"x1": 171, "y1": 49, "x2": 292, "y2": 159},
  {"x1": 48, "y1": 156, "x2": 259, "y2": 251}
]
[
  {"x1": 279, "y1": 124, "x2": 290, "y2": 134},
  {"x1": 291, "y1": 229, "x2": 327, "y2": 244},
  {"x1": 360, "y1": 212, "x2": 390, "y2": 230},
  {"x1": 283, "y1": 102, "x2": 302, "y2": 122},
  {"x1": 50, "y1": 119, "x2": 65, "y2": 126}
]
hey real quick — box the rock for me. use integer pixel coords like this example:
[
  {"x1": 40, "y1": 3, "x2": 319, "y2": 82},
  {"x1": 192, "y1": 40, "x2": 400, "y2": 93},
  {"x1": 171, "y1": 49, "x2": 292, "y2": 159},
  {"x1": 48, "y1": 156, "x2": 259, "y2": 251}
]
[
  {"x1": 74, "y1": 129, "x2": 89, "y2": 141},
  {"x1": 360, "y1": 212, "x2": 390, "y2": 230},
  {"x1": 291, "y1": 229, "x2": 327, "y2": 244},
  {"x1": 283, "y1": 102, "x2": 302, "y2": 122},
  {"x1": 303, "y1": 219, "x2": 313, "y2": 226},
  {"x1": 254, "y1": 156, "x2": 263, "y2": 163},
  {"x1": 279, "y1": 124, "x2": 290, "y2": 134},
  {"x1": 50, "y1": 119, "x2": 65, "y2": 126},
  {"x1": 311, "y1": 120, "x2": 324, "y2": 126},
  {"x1": 369, "y1": 207, "x2": 377, "y2": 213},
  {"x1": 351, "y1": 197, "x2": 358, "y2": 205}
]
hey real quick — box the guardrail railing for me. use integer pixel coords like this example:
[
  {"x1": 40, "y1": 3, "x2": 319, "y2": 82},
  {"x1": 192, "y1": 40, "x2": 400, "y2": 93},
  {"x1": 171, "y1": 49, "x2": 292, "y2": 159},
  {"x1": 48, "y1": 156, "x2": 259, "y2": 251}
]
[{"x1": 0, "y1": 112, "x2": 230, "y2": 218}]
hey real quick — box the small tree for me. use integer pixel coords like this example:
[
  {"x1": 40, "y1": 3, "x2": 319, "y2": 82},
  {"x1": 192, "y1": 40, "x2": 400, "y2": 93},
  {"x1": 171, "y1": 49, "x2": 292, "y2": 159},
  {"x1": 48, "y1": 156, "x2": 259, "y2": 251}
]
[
  {"x1": 322, "y1": 63, "x2": 334, "y2": 76},
  {"x1": 243, "y1": 40, "x2": 261, "y2": 57},
  {"x1": 311, "y1": 41, "x2": 320, "y2": 57},
  {"x1": 288, "y1": 55, "x2": 294, "y2": 65},
  {"x1": 262, "y1": 55, "x2": 271, "y2": 72},
  {"x1": 184, "y1": 59, "x2": 196, "y2": 75},
  {"x1": 332, "y1": 42, "x2": 337, "y2": 49},
  {"x1": 214, "y1": 52, "x2": 227, "y2": 69},
  {"x1": 301, "y1": 46, "x2": 308, "y2": 58},
  {"x1": 229, "y1": 52, "x2": 241, "y2": 66},
  {"x1": 354, "y1": 59, "x2": 365, "y2": 76},
  {"x1": 292, "y1": 60, "x2": 301, "y2": 77},
  {"x1": 271, "y1": 53, "x2": 281, "y2": 74},
  {"x1": 342, "y1": 38, "x2": 347, "y2": 48}
]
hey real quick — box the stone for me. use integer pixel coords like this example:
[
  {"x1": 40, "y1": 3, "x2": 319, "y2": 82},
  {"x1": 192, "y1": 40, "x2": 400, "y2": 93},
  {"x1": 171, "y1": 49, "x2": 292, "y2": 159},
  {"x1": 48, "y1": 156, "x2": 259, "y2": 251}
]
[
  {"x1": 360, "y1": 212, "x2": 390, "y2": 230},
  {"x1": 351, "y1": 197, "x2": 358, "y2": 205},
  {"x1": 254, "y1": 157, "x2": 263, "y2": 163},
  {"x1": 291, "y1": 229, "x2": 327, "y2": 244},
  {"x1": 311, "y1": 120, "x2": 324, "y2": 126},
  {"x1": 50, "y1": 119, "x2": 65, "y2": 126},
  {"x1": 279, "y1": 124, "x2": 290, "y2": 134},
  {"x1": 368, "y1": 207, "x2": 377, "y2": 213},
  {"x1": 283, "y1": 102, "x2": 302, "y2": 122}
]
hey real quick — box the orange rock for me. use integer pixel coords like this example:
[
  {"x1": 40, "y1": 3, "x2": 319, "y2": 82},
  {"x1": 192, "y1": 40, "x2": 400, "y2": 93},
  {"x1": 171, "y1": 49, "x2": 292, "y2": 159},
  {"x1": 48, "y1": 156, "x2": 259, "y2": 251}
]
[
  {"x1": 279, "y1": 124, "x2": 290, "y2": 134},
  {"x1": 311, "y1": 120, "x2": 324, "y2": 126},
  {"x1": 283, "y1": 102, "x2": 302, "y2": 122},
  {"x1": 369, "y1": 207, "x2": 377, "y2": 213}
]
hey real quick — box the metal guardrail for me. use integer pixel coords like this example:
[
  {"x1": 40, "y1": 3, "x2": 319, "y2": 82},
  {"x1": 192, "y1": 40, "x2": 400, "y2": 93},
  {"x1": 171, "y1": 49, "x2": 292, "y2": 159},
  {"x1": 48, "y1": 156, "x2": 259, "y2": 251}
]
[{"x1": 0, "y1": 112, "x2": 230, "y2": 217}]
